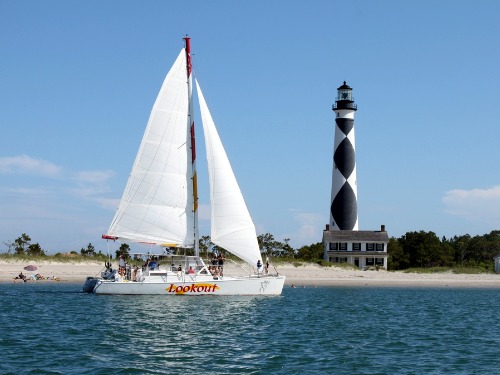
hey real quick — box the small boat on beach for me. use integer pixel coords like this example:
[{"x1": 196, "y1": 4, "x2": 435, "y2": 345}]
[{"x1": 83, "y1": 37, "x2": 285, "y2": 295}]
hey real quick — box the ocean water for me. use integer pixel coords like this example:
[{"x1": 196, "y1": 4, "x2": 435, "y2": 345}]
[{"x1": 1, "y1": 284, "x2": 500, "y2": 374}]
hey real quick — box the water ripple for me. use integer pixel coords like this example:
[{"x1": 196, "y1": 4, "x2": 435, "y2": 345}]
[{"x1": 1, "y1": 284, "x2": 500, "y2": 374}]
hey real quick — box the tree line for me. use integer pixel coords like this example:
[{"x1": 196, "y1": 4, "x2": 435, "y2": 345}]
[
  {"x1": 3, "y1": 230, "x2": 500, "y2": 271},
  {"x1": 388, "y1": 230, "x2": 500, "y2": 270}
]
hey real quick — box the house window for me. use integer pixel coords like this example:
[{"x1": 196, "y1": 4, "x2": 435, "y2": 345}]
[
  {"x1": 376, "y1": 243, "x2": 384, "y2": 251},
  {"x1": 332, "y1": 257, "x2": 347, "y2": 263},
  {"x1": 366, "y1": 243, "x2": 374, "y2": 251},
  {"x1": 329, "y1": 243, "x2": 347, "y2": 251},
  {"x1": 353, "y1": 243, "x2": 361, "y2": 251},
  {"x1": 366, "y1": 257, "x2": 374, "y2": 266},
  {"x1": 375, "y1": 258, "x2": 384, "y2": 266}
]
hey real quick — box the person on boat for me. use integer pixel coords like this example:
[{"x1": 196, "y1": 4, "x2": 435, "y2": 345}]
[
  {"x1": 257, "y1": 259, "x2": 263, "y2": 274},
  {"x1": 217, "y1": 253, "x2": 224, "y2": 274},
  {"x1": 265, "y1": 260, "x2": 269, "y2": 274},
  {"x1": 103, "y1": 268, "x2": 114, "y2": 280},
  {"x1": 132, "y1": 265, "x2": 139, "y2": 281},
  {"x1": 212, "y1": 267, "x2": 219, "y2": 279},
  {"x1": 188, "y1": 266, "x2": 195, "y2": 274},
  {"x1": 118, "y1": 255, "x2": 126, "y2": 274},
  {"x1": 174, "y1": 265, "x2": 181, "y2": 277}
]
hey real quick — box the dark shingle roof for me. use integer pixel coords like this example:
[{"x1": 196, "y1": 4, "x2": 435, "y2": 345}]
[{"x1": 323, "y1": 230, "x2": 389, "y2": 242}]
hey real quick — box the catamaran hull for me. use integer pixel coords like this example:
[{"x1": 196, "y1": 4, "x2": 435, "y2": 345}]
[{"x1": 89, "y1": 276, "x2": 285, "y2": 296}]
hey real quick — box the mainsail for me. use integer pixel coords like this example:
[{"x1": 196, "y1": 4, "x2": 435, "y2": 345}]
[
  {"x1": 107, "y1": 50, "x2": 195, "y2": 246},
  {"x1": 196, "y1": 80, "x2": 262, "y2": 267}
]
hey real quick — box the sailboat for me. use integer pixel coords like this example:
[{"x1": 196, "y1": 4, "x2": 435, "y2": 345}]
[{"x1": 83, "y1": 37, "x2": 285, "y2": 295}]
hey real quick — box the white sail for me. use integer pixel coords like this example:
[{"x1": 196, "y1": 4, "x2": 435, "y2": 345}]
[
  {"x1": 107, "y1": 49, "x2": 195, "y2": 246},
  {"x1": 196, "y1": 79, "x2": 262, "y2": 267}
]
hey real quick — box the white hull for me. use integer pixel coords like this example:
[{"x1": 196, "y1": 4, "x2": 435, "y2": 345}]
[{"x1": 91, "y1": 275, "x2": 285, "y2": 296}]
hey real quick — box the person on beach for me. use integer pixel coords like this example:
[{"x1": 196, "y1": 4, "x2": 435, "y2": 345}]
[{"x1": 13, "y1": 272, "x2": 28, "y2": 283}]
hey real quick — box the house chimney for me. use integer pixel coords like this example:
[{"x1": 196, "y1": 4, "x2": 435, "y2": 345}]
[
  {"x1": 326, "y1": 224, "x2": 330, "y2": 231},
  {"x1": 381, "y1": 224, "x2": 385, "y2": 232}
]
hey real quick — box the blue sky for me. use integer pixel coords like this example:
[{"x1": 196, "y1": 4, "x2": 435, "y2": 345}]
[{"x1": 1, "y1": 1, "x2": 499, "y2": 254}]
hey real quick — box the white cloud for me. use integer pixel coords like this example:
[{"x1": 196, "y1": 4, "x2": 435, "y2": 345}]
[
  {"x1": 285, "y1": 209, "x2": 325, "y2": 247},
  {"x1": 70, "y1": 169, "x2": 117, "y2": 209},
  {"x1": 73, "y1": 170, "x2": 115, "y2": 184},
  {"x1": 0, "y1": 155, "x2": 61, "y2": 176},
  {"x1": 443, "y1": 185, "x2": 500, "y2": 224}
]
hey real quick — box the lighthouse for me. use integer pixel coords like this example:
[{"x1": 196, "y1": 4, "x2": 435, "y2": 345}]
[
  {"x1": 323, "y1": 82, "x2": 389, "y2": 270},
  {"x1": 330, "y1": 81, "x2": 358, "y2": 231}
]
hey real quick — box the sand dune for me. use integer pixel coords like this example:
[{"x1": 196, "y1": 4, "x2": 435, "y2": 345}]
[{"x1": 2, "y1": 260, "x2": 499, "y2": 288}]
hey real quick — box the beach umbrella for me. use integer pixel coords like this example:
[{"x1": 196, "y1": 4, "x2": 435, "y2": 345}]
[{"x1": 24, "y1": 265, "x2": 37, "y2": 271}]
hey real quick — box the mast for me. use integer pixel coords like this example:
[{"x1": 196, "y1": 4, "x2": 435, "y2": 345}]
[{"x1": 184, "y1": 36, "x2": 200, "y2": 255}]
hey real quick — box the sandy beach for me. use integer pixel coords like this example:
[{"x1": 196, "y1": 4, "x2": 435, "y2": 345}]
[{"x1": 2, "y1": 259, "x2": 500, "y2": 288}]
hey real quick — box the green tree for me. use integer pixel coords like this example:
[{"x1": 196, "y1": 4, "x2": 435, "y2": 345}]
[
  {"x1": 258, "y1": 233, "x2": 286, "y2": 257},
  {"x1": 81, "y1": 243, "x2": 96, "y2": 257},
  {"x1": 26, "y1": 243, "x2": 45, "y2": 256},
  {"x1": 296, "y1": 242, "x2": 323, "y2": 261},
  {"x1": 399, "y1": 231, "x2": 442, "y2": 268},
  {"x1": 281, "y1": 238, "x2": 296, "y2": 258},
  {"x1": 14, "y1": 233, "x2": 31, "y2": 255},
  {"x1": 199, "y1": 235, "x2": 214, "y2": 258},
  {"x1": 3, "y1": 240, "x2": 15, "y2": 254},
  {"x1": 387, "y1": 237, "x2": 409, "y2": 270},
  {"x1": 449, "y1": 234, "x2": 471, "y2": 265},
  {"x1": 115, "y1": 243, "x2": 130, "y2": 259}
]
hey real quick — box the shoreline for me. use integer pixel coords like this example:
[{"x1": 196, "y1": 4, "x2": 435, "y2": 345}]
[{"x1": 2, "y1": 260, "x2": 499, "y2": 288}]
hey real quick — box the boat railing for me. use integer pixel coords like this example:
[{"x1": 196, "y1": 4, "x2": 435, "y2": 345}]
[{"x1": 224, "y1": 258, "x2": 250, "y2": 274}]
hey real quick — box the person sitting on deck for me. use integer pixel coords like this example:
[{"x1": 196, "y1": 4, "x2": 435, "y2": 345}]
[
  {"x1": 212, "y1": 267, "x2": 219, "y2": 279},
  {"x1": 188, "y1": 266, "x2": 195, "y2": 274},
  {"x1": 175, "y1": 265, "x2": 182, "y2": 278}
]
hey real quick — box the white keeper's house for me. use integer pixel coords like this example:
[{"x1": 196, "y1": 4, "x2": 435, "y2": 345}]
[{"x1": 323, "y1": 224, "x2": 389, "y2": 269}]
